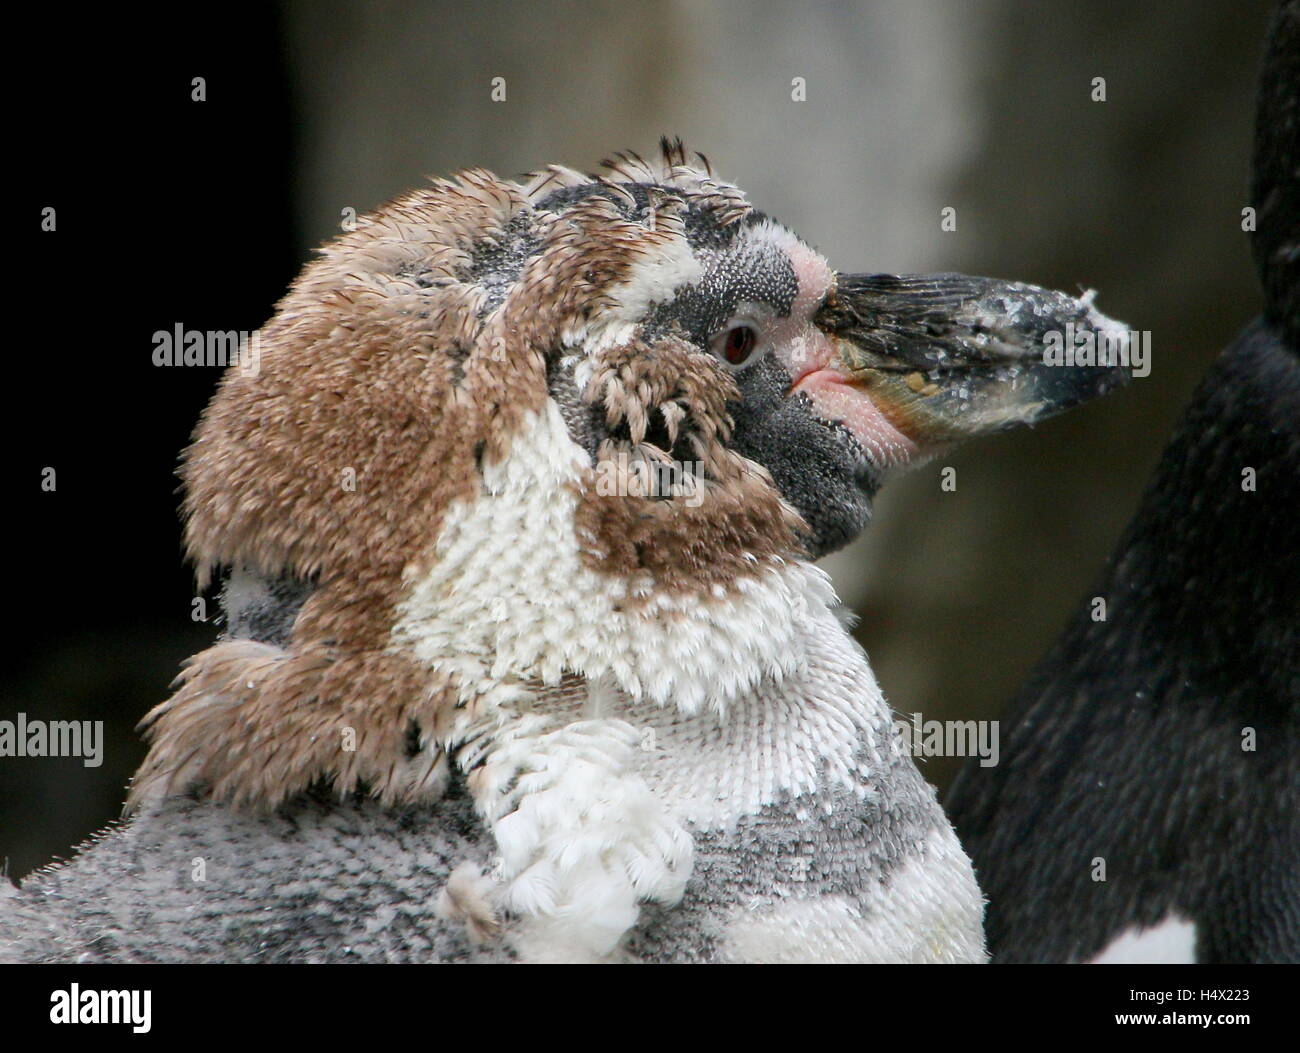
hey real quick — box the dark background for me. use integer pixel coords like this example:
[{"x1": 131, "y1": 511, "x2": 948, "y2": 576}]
[{"x1": 7, "y1": 1, "x2": 1276, "y2": 880}]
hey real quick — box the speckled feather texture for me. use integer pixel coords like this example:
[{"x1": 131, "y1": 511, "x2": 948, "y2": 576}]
[
  {"x1": 3, "y1": 143, "x2": 987, "y2": 963},
  {"x1": 2, "y1": 654, "x2": 982, "y2": 964},
  {"x1": 2, "y1": 539, "x2": 985, "y2": 962},
  {"x1": 3, "y1": 522, "x2": 986, "y2": 964},
  {"x1": 2, "y1": 746, "x2": 979, "y2": 965}
]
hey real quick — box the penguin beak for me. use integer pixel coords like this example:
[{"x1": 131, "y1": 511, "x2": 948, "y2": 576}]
[{"x1": 815, "y1": 273, "x2": 1132, "y2": 445}]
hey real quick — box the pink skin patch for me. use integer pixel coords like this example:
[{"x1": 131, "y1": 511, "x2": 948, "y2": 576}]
[
  {"x1": 763, "y1": 232, "x2": 920, "y2": 471},
  {"x1": 792, "y1": 366, "x2": 920, "y2": 471}
]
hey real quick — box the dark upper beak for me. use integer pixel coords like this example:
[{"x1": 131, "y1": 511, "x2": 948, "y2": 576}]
[{"x1": 815, "y1": 273, "x2": 1132, "y2": 444}]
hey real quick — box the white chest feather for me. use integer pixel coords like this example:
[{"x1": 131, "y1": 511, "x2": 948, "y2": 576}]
[
  {"x1": 392, "y1": 403, "x2": 985, "y2": 962},
  {"x1": 392, "y1": 401, "x2": 834, "y2": 716},
  {"x1": 1090, "y1": 916, "x2": 1198, "y2": 964}
]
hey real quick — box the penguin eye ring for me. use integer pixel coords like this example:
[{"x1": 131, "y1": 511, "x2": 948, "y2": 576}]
[{"x1": 711, "y1": 324, "x2": 760, "y2": 368}]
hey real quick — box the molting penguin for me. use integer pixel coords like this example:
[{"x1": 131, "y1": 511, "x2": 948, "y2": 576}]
[
  {"x1": 946, "y1": 1, "x2": 1300, "y2": 964},
  {"x1": 3, "y1": 141, "x2": 1127, "y2": 964}
]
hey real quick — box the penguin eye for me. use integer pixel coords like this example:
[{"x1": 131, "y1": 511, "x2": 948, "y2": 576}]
[{"x1": 713, "y1": 325, "x2": 759, "y2": 367}]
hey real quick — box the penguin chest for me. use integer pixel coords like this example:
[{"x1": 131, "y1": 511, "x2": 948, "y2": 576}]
[{"x1": 619, "y1": 686, "x2": 988, "y2": 963}]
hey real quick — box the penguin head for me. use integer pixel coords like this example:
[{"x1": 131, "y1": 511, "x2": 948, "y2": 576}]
[
  {"x1": 185, "y1": 139, "x2": 1129, "y2": 593},
  {"x1": 133, "y1": 140, "x2": 1129, "y2": 811}
]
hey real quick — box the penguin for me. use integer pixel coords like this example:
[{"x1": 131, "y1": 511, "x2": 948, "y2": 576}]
[
  {"x1": 946, "y1": 0, "x2": 1300, "y2": 964},
  {"x1": 2, "y1": 140, "x2": 1128, "y2": 963}
]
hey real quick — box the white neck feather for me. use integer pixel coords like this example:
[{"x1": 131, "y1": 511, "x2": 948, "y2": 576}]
[
  {"x1": 389, "y1": 401, "x2": 974, "y2": 963},
  {"x1": 391, "y1": 400, "x2": 851, "y2": 722}
]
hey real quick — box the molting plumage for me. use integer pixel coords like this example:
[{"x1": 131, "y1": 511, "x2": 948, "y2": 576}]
[{"x1": 110, "y1": 138, "x2": 1128, "y2": 962}]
